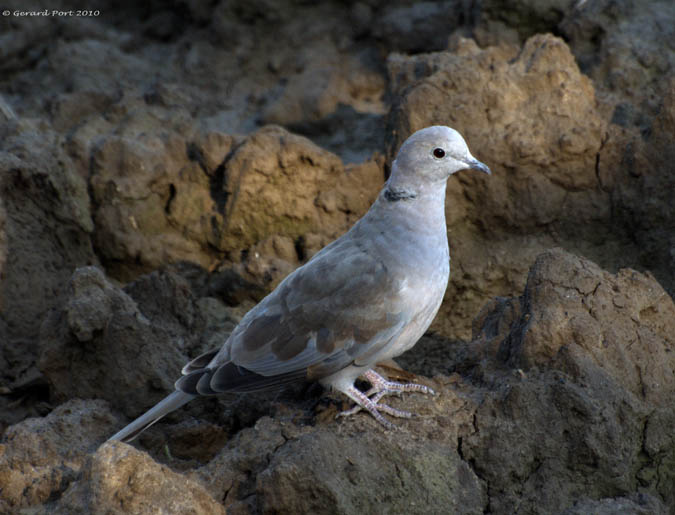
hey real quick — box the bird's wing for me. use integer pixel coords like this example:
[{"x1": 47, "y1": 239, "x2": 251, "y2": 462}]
[
  {"x1": 179, "y1": 234, "x2": 412, "y2": 394},
  {"x1": 231, "y1": 234, "x2": 410, "y2": 376}
]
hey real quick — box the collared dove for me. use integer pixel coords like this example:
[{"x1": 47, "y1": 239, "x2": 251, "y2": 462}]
[{"x1": 109, "y1": 125, "x2": 490, "y2": 442}]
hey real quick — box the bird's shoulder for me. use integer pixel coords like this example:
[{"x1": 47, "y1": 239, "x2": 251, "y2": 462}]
[{"x1": 286, "y1": 231, "x2": 403, "y2": 305}]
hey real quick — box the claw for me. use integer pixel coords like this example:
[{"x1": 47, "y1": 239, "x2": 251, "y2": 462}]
[
  {"x1": 336, "y1": 369, "x2": 435, "y2": 427},
  {"x1": 337, "y1": 386, "x2": 398, "y2": 429},
  {"x1": 364, "y1": 369, "x2": 436, "y2": 397}
]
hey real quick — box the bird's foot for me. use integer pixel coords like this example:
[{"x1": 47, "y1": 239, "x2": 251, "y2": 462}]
[
  {"x1": 336, "y1": 369, "x2": 435, "y2": 428},
  {"x1": 362, "y1": 369, "x2": 435, "y2": 397},
  {"x1": 337, "y1": 385, "x2": 407, "y2": 429}
]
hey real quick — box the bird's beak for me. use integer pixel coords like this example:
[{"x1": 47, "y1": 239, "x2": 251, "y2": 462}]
[{"x1": 467, "y1": 158, "x2": 491, "y2": 175}]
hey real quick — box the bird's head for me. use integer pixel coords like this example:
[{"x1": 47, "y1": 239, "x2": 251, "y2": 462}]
[{"x1": 392, "y1": 126, "x2": 491, "y2": 183}]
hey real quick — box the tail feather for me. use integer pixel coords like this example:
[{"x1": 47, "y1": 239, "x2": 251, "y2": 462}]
[{"x1": 107, "y1": 391, "x2": 195, "y2": 443}]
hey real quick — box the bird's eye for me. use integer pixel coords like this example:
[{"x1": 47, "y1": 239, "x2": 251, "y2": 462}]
[{"x1": 433, "y1": 148, "x2": 445, "y2": 158}]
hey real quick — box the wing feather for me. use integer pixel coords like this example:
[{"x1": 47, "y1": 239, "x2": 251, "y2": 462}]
[{"x1": 222, "y1": 234, "x2": 410, "y2": 380}]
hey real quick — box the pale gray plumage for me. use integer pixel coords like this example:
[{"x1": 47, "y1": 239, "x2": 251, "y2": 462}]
[{"x1": 108, "y1": 125, "x2": 490, "y2": 442}]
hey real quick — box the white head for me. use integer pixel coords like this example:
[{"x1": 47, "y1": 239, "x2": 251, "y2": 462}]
[{"x1": 391, "y1": 126, "x2": 490, "y2": 185}]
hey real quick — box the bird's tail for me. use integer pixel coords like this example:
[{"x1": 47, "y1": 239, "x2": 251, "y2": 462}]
[{"x1": 107, "y1": 390, "x2": 196, "y2": 443}]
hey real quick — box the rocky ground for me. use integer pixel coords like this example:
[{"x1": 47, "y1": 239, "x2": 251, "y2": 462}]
[{"x1": 0, "y1": 0, "x2": 673, "y2": 513}]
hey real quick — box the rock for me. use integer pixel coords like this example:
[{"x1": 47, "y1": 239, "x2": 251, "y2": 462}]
[
  {"x1": 0, "y1": 5, "x2": 59, "y2": 76},
  {"x1": 371, "y1": 1, "x2": 465, "y2": 52},
  {"x1": 478, "y1": 0, "x2": 577, "y2": 41},
  {"x1": 560, "y1": 2, "x2": 675, "y2": 299},
  {"x1": 288, "y1": 103, "x2": 386, "y2": 164},
  {"x1": 0, "y1": 120, "x2": 96, "y2": 392},
  {"x1": 600, "y1": 79, "x2": 675, "y2": 298},
  {"x1": 560, "y1": 0, "x2": 675, "y2": 125},
  {"x1": 0, "y1": 93, "x2": 16, "y2": 121},
  {"x1": 500, "y1": 249, "x2": 675, "y2": 407},
  {"x1": 88, "y1": 121, "x2": 217, "y2": 279},
  {"x1": 52, "y1": 441, "x2": 225, "y2": 514},
  {"x1": 47, "y1": 91, "x2": 118, "y2": 133},
  {"x1": 123, "y1": 266, "x2": 206, "y2": 342},
  {"x1": 0, "y1": 399, "x2": 117, "y2": 511},
  {"x1": 255, "y1": 424, "x2": 486, "y2": 514},
  {"x1": 85, "y1": 118, "x2": 382, "y2": 286},
  {"x1": 460, "y1": 248, "x2": 675, "y2": 512},
  {"x1": 462, "y1": 370, "x2": 649, "y2": 513},
  {"x1": 5, "y1": 35, "x2": 159, "y2": 117},
  {"x1": 214, "y1": 125, "x2": 381, "y2": 253},
  {"x1": 561, "y1": 493, "x2": 668, "y2": 515},
  {"x1": 38, "y1": 266, "x2": 203, "y2": 418},
  {"x1": 260, "y1": 43, "x2": 386, "y2": 126},
  {"x1": 473, "y1": 1, "x2": 675, "y2": 303},
  {"x1": 188, "y1": 387, "x2": 486, "y2": 514},
  {"x1": 389, "y1": 34, "x2": 604, "y2": 193}
]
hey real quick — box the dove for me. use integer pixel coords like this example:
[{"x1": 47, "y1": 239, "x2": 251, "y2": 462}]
[{"x1": 108, "y1": 125, "x2": 491, "y2": 442}]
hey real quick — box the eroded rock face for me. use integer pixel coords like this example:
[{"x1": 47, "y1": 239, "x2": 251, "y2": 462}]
[
  {"x1": 83, "y1": 117, "x2": 383, "y2": 288},
  {"x1": 0, "y1": 399, "x2": 117, "y2": 511},
  {"x1": 600, "y1": 80, "x2": 675, "y2": 299},
  {"x1": 0, "y1": 121, "x2": 97, "y2": 425},
  {"x1": 5, "y1": 249, "x2": 672, "y2": 513},
  {"x1": 561, "y1": 494, "x2": 668, "y2": 515},
  {"x1": 502, "y1": 249, "x2": 675, "y2": 407},
  {"x1": 188, "y1": 402, "x2": 486, "y2": 515},
  {"x1": 88, "y1": 125, "x2": 230, "y2": 278},
  {"x1": 560, "y1": 0, "x2": 675, "y2": 124},
  {"x1": 38, "y1": 266, "x2": 203, "y2": 418},
  {"x1": 214, "y1": 126, "x2": 382, "y2": 254},
  {"x1": 465, "y1": 249, "x2": 675, "y2": 512},
  {"x1": 474, "y1": 0, "x2": 675, "y2": 304},
  {"x1": 53, "y1": 441, "x2": 226, "y2": 515}
]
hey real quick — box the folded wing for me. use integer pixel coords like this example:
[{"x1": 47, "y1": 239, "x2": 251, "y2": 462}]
[{"x1": 177, "y1": 235, "x2": 410, "y2": 395}]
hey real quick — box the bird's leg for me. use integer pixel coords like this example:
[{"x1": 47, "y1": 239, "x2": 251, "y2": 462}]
[{"x1": 336, "y1": 369, "x2": 436, "y2": 426}]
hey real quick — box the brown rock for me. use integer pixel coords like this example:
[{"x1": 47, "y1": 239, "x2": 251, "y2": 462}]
[
  {"x1": 190, "y1": 387, "x2": 485, "y2": 514},
  {"x1": 38, "y1": 266, "x2": 202, "y2": 418},
  {"x1": 0, "y1": 8, "x2": 58, "y2": 77},
  {"x1": 261, "y1": 42, "x2": 386, "y2": 126},
  {"x1": 0, "y1": 399, "x2": 117, "y2": 510},
  {"x1": 560, "y1": 0, "x2": 674, "y2": 122},
  {"x1": 389, "y1": 34, "x2": 604, "y2": 200},
  {"x1": 474, "y1": 0, "x2": 675, "y2": 300},
  {"x1": 478, "y1": 0, "x2": 577, "y2": 42},
  {"x1": 215, "y1": 125, "x2": 378, "y2": 252},
  {"x1": 459, "y1": 248, "x2": 675, "y2": 512},
  {"x1": 52, "y1": 441, "x2": 225, "y2": 514},
  {"x1": 48, "y1": 91, "x2": 117, "y2": 133},
  {"x1": 0, "y1": 120, "x2": 96, "y2": 390},
  {"x1": 256, "y1": 425, "x2": 485, "y2": 515},
  {"x1": 561, "y1": 494, "x2": 668, "y2": 515},
  {"x1": 600, "y1": 79, "x2": 675, "y2": 297},
  {"x1": 89, "y1": 127, "x2": 215, "y2": 279},
  {"x1": 502, "y1": 248, "x2": 675, "y2": 407},
  {"x1": 86, "y1": 119, "x2": 383, "y2": 287},
  {"x1": 371, "y1": 1, "x2": 465, "y2": 52}
]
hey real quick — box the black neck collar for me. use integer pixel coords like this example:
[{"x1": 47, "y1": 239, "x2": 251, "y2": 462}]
[{"x1": 383, "y1": 188, "x2": 418, "y2": 202}]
